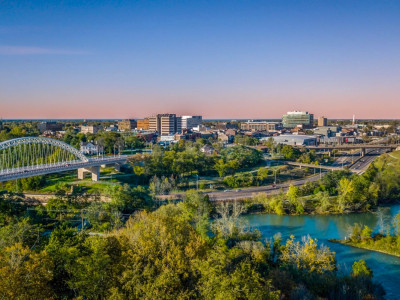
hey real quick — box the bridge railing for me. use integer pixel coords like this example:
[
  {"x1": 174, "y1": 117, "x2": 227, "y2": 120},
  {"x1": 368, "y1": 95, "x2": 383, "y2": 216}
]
[{"x1": 0, "y1": 159, "x2": 84, "y2": 175}]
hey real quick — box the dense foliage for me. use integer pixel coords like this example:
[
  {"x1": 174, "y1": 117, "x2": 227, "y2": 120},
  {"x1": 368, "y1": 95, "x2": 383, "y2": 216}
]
[{"x1": 0, "y1": 190, "x2": 385, "y2": 299}]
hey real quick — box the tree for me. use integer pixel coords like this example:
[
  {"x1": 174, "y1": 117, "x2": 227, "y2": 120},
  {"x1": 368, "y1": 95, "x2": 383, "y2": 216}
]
[
  {"x1": 280, "y1": 236, "x2": 336, "y2": 274},
  {"x1": 180, "y1": 190, "x2": 212, "y2": 238},
  {"x1": 67, "y1": 236, "x2": 123, "y2": 299},
  {"x1": 215, "y1": 159, "x2": 228, "y2": 177},
  {"x1": 257, "y1": 167, "x2": 269, "y2": 181},
  {"x1": 337, "y1": 178, "x2": 355, "y2": 212},
  {"x1": 195, "y1": 244, "x2": 279, "y2": 300},
  {"x1": 286, "y1": 185, "x2": 304, "y2": 214},
  {"x1": 0, "y1": 243, "x2": 54, "y2": 299},
  {"x1": 351, "y1": 260, "x2": 373, "y2": 278},
  {"x1": 116, "y1": 208, "x2": 207, "y2": 299}
]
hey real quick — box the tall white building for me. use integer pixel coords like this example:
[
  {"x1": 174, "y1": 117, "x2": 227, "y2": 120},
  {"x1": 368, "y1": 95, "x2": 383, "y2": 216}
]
[{"x1": 181, "y1": 116, "x2": 202, "y2": 130}]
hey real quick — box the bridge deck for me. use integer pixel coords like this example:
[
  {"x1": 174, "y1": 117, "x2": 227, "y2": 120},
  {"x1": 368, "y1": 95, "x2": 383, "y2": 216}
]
[{"x1": 0, "y1": 156, "x2": 127, "y2": 182}]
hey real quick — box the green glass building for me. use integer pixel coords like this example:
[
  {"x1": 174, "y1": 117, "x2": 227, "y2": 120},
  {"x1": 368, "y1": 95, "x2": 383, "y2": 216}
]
[{"x1": 282, "y1": 111, "x2": 314, "y2": 128}]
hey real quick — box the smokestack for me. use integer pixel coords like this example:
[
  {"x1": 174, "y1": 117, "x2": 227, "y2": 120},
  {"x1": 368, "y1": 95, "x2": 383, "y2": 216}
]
[{"x1": 352, "y1": 114, "x2": 355, "y2": 125}]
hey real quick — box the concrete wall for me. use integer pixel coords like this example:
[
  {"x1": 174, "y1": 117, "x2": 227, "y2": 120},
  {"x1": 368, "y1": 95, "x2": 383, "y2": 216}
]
[{"x1": 22, "y1": 192, "x2": 111, "y2": 205}]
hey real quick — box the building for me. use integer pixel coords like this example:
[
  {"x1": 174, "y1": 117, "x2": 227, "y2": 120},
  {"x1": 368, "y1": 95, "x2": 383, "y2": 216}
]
[
  {"x1": 137, "y1": 118, "x2": 150, "y2": 130},
  {"x1": 118, "y1": 119, "x2": 137, "y2": 131},
  {"x1": 216, "y1": 122, "x2": 238, "y2": 130},
  {"x1": 266, "y1": 134, "x2": 317, "y2": 146},
  {"x1": 313, "y1": 126, "x2": 340, "y2": 138},
  {"x1": 148, "y1": 114, "x2": 181, "y2": 136},
  {"x1": 105, "y1": 125, "x2": 118, "y2": 132},
  {"x1": 282, "y1": 111, "x2": 314, "y2": 128},
  {"x1": 200, "y1": 144, "x2": 215, "y2": 155},
  {"x1": 80, "y1": 125, "x2": 99, "y2": 134},
  {"x1": 80, "y1": 142, "x2": 101, "y2": 155},
  {"x1": 181, "y1": 116, "x2": 202, "y2": 130},
  {"x1": 318, "y1": 116, "x2": 328, "y2": 127},
  {"x1": 241, "y1": 121, "x2": 281, "y2": 132},
  {"x1": 38, "y1": 121, "x2": 63, "y2": 133}
]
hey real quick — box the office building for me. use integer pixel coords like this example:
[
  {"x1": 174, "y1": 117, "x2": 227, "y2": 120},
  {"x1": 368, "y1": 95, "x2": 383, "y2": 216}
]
[
  {"x1": 181, "y1": 116, "x2": 202, "y2": 130},
  {"x1": 318, "y1": 116, "x2": 328, "y2": 127},
  {"x1": 38, "y1": 121, "x2": 63, "y2": 133},
  {"x1": 282, "y1": 111, "x2": 314, "y2": 128},
  {"x1": 137, "y1": 118, "x2": 150, "y2": 130},
  {"x1": 118, "y1": 119, "x2": 137, "y2": 131},
  {"x1": 241, "y1": 121, "x2": 281, "y2": 132},
  {"x1": 148, "y1": 114, "x2": 181, "y2": 136}
]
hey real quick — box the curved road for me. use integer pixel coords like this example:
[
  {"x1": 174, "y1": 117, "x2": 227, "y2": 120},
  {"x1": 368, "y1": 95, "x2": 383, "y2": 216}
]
[{"x1": 160, "y1": 148, "x2": 387, "y2": 202}]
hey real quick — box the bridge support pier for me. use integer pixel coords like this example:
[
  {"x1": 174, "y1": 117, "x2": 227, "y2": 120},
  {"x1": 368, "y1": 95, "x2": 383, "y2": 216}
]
[
  {"x1": 361, "y1": 148, "x2": 366, "y2": 157},
  {"x1": 78, "y1": 166, "x2": 100, "y2": 181}
]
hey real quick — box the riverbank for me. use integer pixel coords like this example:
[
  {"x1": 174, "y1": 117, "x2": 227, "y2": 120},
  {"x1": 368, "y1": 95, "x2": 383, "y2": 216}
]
[{"x1": 329, "y1": 238, "x2": 400, "y2": 258}]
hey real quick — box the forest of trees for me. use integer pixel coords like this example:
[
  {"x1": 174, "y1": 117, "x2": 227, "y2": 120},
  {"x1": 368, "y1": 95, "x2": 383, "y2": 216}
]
[{"x1": 0, "y1": 190, "x2": 385, "y2": 299}]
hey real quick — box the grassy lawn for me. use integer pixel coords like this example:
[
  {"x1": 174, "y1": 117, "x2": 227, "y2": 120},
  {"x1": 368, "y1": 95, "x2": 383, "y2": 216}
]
[{"x1": 34, "y1": 167, "x2": 137, "y2": 194}]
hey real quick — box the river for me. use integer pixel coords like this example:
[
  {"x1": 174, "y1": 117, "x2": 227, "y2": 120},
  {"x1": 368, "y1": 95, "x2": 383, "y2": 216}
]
[{"x1": 242, "y1": 204, "x2": 400, "y2": 299}]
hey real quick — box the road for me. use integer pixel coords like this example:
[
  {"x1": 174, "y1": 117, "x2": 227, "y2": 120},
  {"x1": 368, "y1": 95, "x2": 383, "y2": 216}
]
[{"x1": 160, "y1": 148, "x2": 387, "y2": 202}]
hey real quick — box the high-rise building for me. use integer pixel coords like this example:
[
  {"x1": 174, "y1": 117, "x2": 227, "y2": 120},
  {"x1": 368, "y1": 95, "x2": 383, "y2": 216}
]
[
  {"x1": 148, "y1": 114, "x2": 181, "y2": 136},
  {"x1": 318, "y1": 116, "x2": 328, "y2": 127},
  {"x1": 118, "y1": 119, "x2": 137, "y2": 131},
  {"x1": 282, "y1": 111, "x2": 314, "y2": 128},
  {"x1": 181, "y1": 116, "x2": 202, "y2": 130}
]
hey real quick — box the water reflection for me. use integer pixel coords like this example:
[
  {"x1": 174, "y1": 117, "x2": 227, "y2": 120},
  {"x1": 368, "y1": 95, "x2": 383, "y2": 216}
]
[{"x1": 242, "y1": 204, "x2": 400, "y2": 299}]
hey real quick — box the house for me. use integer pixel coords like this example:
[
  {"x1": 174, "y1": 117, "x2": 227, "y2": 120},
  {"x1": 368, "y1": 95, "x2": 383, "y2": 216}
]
[
  {"x1": 80, "y1": 142, "x2": 100, "y2": 155},
  {"x1": 200, "y1": 144, "x2": 215, "y2": 155}
]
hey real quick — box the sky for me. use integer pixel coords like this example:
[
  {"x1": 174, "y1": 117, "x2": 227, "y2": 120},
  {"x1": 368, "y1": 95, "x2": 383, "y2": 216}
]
[{"x1": 1, "y1": 0, "x2": 400, "y2": 119}]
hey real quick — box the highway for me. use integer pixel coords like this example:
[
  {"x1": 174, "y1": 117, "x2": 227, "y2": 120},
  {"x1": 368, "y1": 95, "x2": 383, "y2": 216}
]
[{"x1": 160, "y1": 148, "x2": 387, "y2": 202}]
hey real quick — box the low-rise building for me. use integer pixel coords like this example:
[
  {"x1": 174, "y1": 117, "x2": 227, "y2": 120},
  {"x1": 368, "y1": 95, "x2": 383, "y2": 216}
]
[
  {"x1": 200, "y1": 144, "x2": 215, "y2": 155},
  {"x1": 118, "y1": 119, "x2": 137, "y2": 131},
  {"x1": 265, "y1": 134, "x2": 317, "y2": 146},
  {"x1": 241, "y1": 121, "x2": 281, "y2": 132},
  {"x1": 38, "y1": 121, "x2": 63, "y2": 133},
  {"x1": 80, "y1": 142, "x2": 101, "y2": 155},
  {"x1": 80, "y1": 125, "x2": 99, "y2": 134},
  {"x1": 313, "y1": 126, "x2": 340, "y2": 138},
  {"x1": 137, "y1": 118, "x2": 150, "y2": 130}
]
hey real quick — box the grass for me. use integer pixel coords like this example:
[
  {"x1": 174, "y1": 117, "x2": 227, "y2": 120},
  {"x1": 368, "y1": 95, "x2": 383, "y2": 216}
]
[
  {"x1": 329, "y1": 238, "x2": 400, "y2": 258},
  {"x1": 33, "y1": 167, "x2": 137, "y2": 194}
]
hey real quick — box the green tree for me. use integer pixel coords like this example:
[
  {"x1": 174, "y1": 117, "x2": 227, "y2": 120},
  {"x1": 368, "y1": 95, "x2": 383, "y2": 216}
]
[
  {"x1": 352, "y1": 260, "x2": 373, "y2": 278},
  {"x1": 0, "y1": 243, "x2": 54, "y2": 300}
]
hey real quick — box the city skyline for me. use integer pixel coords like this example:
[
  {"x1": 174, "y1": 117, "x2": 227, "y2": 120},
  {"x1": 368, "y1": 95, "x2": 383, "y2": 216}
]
[{"x1": 1, "y1": 1, "x2": 400, "y2": 119}]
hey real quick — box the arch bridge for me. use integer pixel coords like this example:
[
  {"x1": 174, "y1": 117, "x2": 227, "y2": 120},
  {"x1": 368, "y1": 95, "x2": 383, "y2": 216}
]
[{"x1": 0, "y1": 137, "x2": 127, "y2": 182}]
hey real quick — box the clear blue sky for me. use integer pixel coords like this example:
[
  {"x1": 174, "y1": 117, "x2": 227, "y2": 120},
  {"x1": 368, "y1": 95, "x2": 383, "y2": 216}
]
[{"x1": 1, "y1": 0, "x2": 399, "y2": 119}]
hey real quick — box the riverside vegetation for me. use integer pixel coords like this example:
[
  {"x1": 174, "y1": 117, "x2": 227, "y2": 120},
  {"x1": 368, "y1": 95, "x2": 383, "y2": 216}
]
[
  {"x1": 0, "y1": 190, "x2": 385, "y2": 299},
  {"x1": 251, "y1": 150, "x2": 400, "y2": 215},
  {"x1": 330, "y1": 209, "x2": 400, "y2": 258}
]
